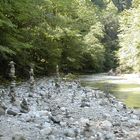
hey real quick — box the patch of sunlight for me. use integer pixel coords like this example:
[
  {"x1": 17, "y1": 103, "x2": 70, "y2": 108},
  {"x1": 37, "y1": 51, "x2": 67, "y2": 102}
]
[
  {"x1": 80, "y1": 73, "x2": 140, "y2": 108},
  {"x1": 112, "y1": 87, "x2": 140, "y2": 93},
  {"x1": 125, "y1": 94, "x2": 140, "y2": 108}
]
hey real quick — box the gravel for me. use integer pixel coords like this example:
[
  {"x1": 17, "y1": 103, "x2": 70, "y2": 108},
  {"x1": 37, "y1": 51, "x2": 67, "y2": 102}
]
[{"x1": 0, "y1": 77, "x2": 140, "y2": 140}]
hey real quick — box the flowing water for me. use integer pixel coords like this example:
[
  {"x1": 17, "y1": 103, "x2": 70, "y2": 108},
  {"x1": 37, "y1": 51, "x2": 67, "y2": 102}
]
[{"x1": 80, "y1": 73, "x2": 140, "y2": 108}]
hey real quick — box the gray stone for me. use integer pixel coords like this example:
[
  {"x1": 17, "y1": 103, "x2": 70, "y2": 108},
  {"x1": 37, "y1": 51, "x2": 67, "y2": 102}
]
[
  {"x1": 116, "y1": 102, "x2": 124, "y2": 110},
  {"x1": 111, "y1": 108, "x2": 118, "y2": 113},
  {"x1": 94, "y1": 132, "x2": 104, "y2": 140},
  {"x1": 42, "y1": 122, "x2": 51, "y2": 128},
  {"x1": 129, "y1": 119, "x2": 140, "y2": 126},
  {"x1": 121, "y1": 116, "x2": 129, "y2": 121},
  {"x1": 127, "y1": 132, "x2": 140, "y2": 140},
  {"x1": 29, "y1": 64, "x2": 35, "y2": 93},
  {"x1": 64, "y1": 129, "x2": 75, "y2": 138},
  {"x1": 20, "y1": 98, "x2": 29, "y2": 113},
  {"x1": 0, "y1": 77, "x2": 140, "y2": 140},
  {"x1": 0, "y1": 101, "x2": 7, "y2": 116},
  {"x1": 104, "y1": 133, "x2": 116, "y2": 140},
  {"x1": 98, "y1": 99, "x2": 108, "y2": 106},
  {"x1": 0, "y1": 137, "x2": 11, "y2": 140},
  {"x1": 130, "y1": 114, "x2": 139, "y2": 119},
  {"x1": 49, "y1": 116, "x2": 60, "y2": 124},
  {"x1": 48, "y1": 135, "x2": 56, "y2": 140},
  {"x1": 61, "y1": 107, "x2": 66, "y2": 112},
  {"x1": 12, "y1": 133, "x2": 26, "y2": 140},
  {"x1": 60, "y1": 121, "x2": 67, "y2": 127},
  {"x1": 80, "y1": 118, "x2": 90, "y2": 127},
  {"x1": 80, "y1": 97, "x2": 90, "y2": 107},
  {"x1": 7, "y1": 108, "x2": 19, "y2": 116},
  {"x1": 98, "y1": 92, "x2": 105, "y2": 98},
  {"x1": 0, "y1": 107, "x2": 5, "y2": 115},
  {"x1": 9, "y1": 61, "x2": 16, "y2": 103},
  {"x1": 99, "y1": 120, "x2": 112, "y2": 131},
  {"x1": 65, "y1": 109, "x2": 71, "y2": 118},
  {"x1": 38, "y1": 110, "x2": 51, "y2": 117},
  {"x1": 89, "y1": 136, "x2": 95, "y2": 140},
  {"x1": 40, "y1": 127, "x2": 53, "y2": 136}
]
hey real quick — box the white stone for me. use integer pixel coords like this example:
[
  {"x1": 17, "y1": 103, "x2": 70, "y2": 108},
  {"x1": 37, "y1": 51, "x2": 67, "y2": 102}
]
[
  {"x1": 129, "y1": 119, "x2": 140, "y2": 126},
  {"x1": 100, "y1": 120, "x2": 112, "y2": 131},
  {"x1": 48, "y1": 135, "x2": 56, "y2": 140},
  {"x1": 12, "y1": 133, "x2": 26, "y2": 140},
  {"x1": 98, "y1": 99, "x2": 108, "y2": 106},
  {"x1": 131, "y1": 114, "x2": 139, "y2": 119},
  {"x1": 61, "y1": 107, "x2": 66, "y2": 112},
  {"x1": 80, "y1": 118, "x2": 89, "y2": 127},
  {"x1": 116, "y1": 102, "x2": 124, "y2": 110},
  {"x1": 128, "y1": 131, "x2": 140, "y2": 140},
  {"x1": 60, "y1": 121, "x2": 67, "y2": 127},
  {"x1": 121, "y1": 117, "x2": 129, "y2": 121},
  {"x1": 102, "y1": 113, "x2": 111, "y2": 119},
  {"x1": 111, "y1": 108, "x2": 117, "y2": 113},
  {"x1": 74, "y1": 121, "x2": 79, "y2": 126},
  {"x1": 64, "y1": 129, "x2": 75, "y2": 138},
  {"x1": 40, "y1": 127, "x2": 52, "y2": 135},
  {"x1": 43, "y1": 122, "x2": 51, "y2": 128},
  {"x1": 69, "y1": 117, "x2": 74, "y2": 122},
  {"x1": 38, "y1": 110, "x2": 51, "y2": 117}
]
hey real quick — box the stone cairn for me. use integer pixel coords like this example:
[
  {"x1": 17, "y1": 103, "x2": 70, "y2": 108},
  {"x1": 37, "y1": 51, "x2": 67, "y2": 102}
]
[
  {"x1": 55, "y1": 65, "x2": 60, "y2": 89},
  {"x1": 80, "y1": 96, "x2": 90, "y2": 108},
  {"x1": 0, "y1": 90, "x2": 5, "y2": 102},
  {"x1": 83, "y1": 89, "x2": 88, "y2": 99},
  {"x1": 20, "y1": 98, "x2": 29, "y2": 113},
  {"x1": 47, "y1": 87, "x2": 51, "y2": 99},
  {"x1": 56, "y1": 65, "x2": 60, "y2": 79},
  {"x1": 65, "y1": 109, "x2": 71, "y2": 118},
  {"x1": 9, "y1": 61, "x2": 16, "y2": 103},
  {"x1": 71, "y1": 90, "x2": 76, "y2": 103},
  {"x1": 29, "y1": 64, "x2": 35, "y2": 95}
]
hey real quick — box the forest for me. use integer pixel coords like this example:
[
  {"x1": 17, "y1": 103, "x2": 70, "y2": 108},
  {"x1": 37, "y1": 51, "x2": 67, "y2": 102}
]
[
  {"x1": 1, "y1": 1, "x2": 140, "y2": 139},
  {"x1": 0, "y1": 0, "x2": 139, "y2": 79}
]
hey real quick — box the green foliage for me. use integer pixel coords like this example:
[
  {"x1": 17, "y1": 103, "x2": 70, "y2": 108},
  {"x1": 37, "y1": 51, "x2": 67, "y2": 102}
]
[
  {"x1": 117, "y1": 4, "x2": 140, "y2": 72},
  {"x1": 2, "y1": 0, "x2": 137, "y2": 78},
  {"x1": 101, "y1": 12, "x2": 119, "y2": 70},
  {"x1": 82, "y1": 23, "x2": 105, "y2": 72},
  {"x1": 0, "y1": 0, "x2": 109, "y2": 78}
]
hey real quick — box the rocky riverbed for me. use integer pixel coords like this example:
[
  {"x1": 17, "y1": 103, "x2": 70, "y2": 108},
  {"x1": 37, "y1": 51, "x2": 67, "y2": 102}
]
[{"x1": 0, "y1": 77, "x2": 140, "y2": 140}]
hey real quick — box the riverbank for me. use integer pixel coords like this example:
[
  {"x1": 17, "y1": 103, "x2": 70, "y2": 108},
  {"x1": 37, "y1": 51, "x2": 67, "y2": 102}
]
[
  {"x1": 80, "y1": 73, "x2": 140, "y2": 108},
  {"x1": 0, "y1": 77, "x2": 140, "y2": 140},
  {"x1": 80, "y1": 73, "x2": 140, "y2": 84}
]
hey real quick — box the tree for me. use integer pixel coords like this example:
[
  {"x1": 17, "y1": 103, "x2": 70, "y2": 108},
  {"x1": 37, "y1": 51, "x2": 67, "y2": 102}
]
[{"x1": 117, "y1": 1, "x2": 140, "y2": 72}]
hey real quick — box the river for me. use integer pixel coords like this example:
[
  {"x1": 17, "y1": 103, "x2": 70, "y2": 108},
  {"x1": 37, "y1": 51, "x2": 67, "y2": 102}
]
[{"x1": 80, "y1": 73, "x2": 140, "y2": 108}]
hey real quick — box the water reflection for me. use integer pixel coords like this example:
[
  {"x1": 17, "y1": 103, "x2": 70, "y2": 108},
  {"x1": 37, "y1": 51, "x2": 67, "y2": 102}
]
[{"x1": 80, "y1": 74, "x2": 140, "y2": 108}]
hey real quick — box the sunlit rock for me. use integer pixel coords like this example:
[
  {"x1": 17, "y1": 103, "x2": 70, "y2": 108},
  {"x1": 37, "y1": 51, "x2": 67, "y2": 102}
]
[{"x1": 99, "y1": 120, "x2": 112, "y2": 131}]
